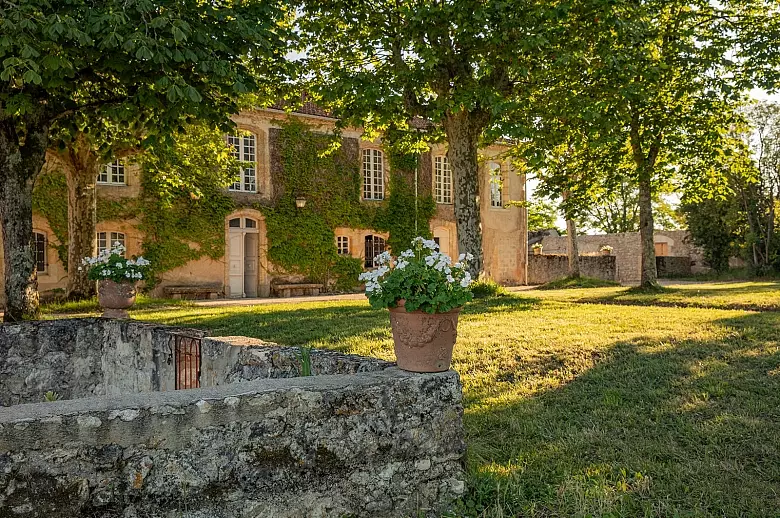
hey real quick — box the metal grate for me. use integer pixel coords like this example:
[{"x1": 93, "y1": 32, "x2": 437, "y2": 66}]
[{"x1": 173, "y1": 334, "x2": 201, "y2": 390}]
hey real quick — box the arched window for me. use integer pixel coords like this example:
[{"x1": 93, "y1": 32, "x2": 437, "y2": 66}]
[
  {"x1": 97, "y1": 231, "x2": 126, "y2": 255},
  {"x1": 33, "y1": 232, "x2": 47, "y2": 273},
  {"x1": 364, "y1": 235, "x2": 386, "y2": 267},
  {"x1": 337, "y1": 236, "x2": 350, "y2": 255},
  {"x1": 489, "y1": 162, "x2": 503, "y2": 208},
  {"x1": 226, "y1": 133, "x2": 257, "y2": 193},
  {"x1": 98, "y1": 159, "x2": 126, "y2": 185},
  {"x1": 362, "y1": 149, "x2": 384, "y2": 200},
  {"x1": 434, "y1": 155, "x2": 453, "y2": 204}
]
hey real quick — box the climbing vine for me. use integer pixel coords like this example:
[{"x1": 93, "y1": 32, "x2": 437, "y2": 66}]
[
  {"x1": 263, "y1": 120, "x2": 434, "y2": 289},
  {"x1": 32, "y1": 169, "x2": 139, "y2": 269}
]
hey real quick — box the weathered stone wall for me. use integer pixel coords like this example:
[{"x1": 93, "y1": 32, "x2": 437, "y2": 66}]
[
  {"x1": 200, "y1": 335, "x2": 394, "y2": 387},
  {"x1": 0, "y1": 319, "x2": 202, "y2": 406},
  {"x1": 540, "y1": 230, "x2": 709, "y2": 283},
  {"x1": 0, "y1": 368, "x2": 465, "y2": 517},
  {"x1": 656, "y1": 256, "x2": 693, "y2": 277},
  {"x1": 527, "y1": 254, "x2": 617, "y2": 285}
]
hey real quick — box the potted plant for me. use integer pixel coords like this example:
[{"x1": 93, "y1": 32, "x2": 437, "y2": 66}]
[
  {"x1": 600, "y1": 245, "x2": 614, "y2": 256},
  {"x1": 81, "y1": 242, "x2": 151, "y2": 318},
  {"x1": 532, "y1": 242, "x2": 543, "y2": 255},
  {"x1": 359, "y1": 237, "x2": 473, "y2": 372}
]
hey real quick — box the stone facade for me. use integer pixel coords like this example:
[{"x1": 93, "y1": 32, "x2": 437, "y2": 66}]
[
  {"x1": 0, "y1": 108, "x2": 528, "y2": 303},
  {"x1": 527, "y1": 254, "x2": 617, "y2": 285},
  {"x1": 539, "y1": 230, "x2": 708, "y2": 284},
  {"x1": 0, "y1": 319, "x2": 465, "y2": 517}
]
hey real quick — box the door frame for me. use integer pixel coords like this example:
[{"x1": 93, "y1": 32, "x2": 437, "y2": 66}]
[{"x1": 224, "y1": 210, "x2": 269, "y2": 298}]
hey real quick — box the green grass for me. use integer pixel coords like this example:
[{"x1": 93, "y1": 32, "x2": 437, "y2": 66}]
[
  {"x1": 41, "y1": 295, "x2": 193, "y2": 315},
  {"x1": 123, "y1": 281, "x2": 780, "y2": 516},
  {"x1": 539, "y1": 275, "x2": 621, "y2": 290},
  {"x1": 533, "y1": 280, "x2": 780, "y2": 312}
]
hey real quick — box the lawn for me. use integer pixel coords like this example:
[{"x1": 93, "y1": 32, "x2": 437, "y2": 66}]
[{"x1": 63, "y1": 282, "x2": 780, "y2": 516}]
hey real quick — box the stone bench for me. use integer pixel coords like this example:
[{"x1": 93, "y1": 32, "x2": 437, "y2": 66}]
[
  {"x1": 163, "y1": 285, "x2": 221, "y2": 300},
  {"x1": 272, "y1": 283, "x2": 324, "y2": 298}
]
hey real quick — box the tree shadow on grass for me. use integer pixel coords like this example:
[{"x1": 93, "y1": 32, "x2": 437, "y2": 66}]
[
  {"x1": 573, "y1": 282, "x2": 780, "y2": 312},
  {"x1": 135, "y1": 293, "x2": 542, "y2": 354},
  {"x1": 459, "y1": 310, "x2": 780, "y2": 517}
]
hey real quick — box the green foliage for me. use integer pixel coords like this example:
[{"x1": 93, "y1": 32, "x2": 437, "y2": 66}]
[
  {"x1": 373, "y1": 174, "x2": 436, "y2": 253},
  {"x1": 361, "y1": 239, "x2": 473, "y2": 314},
  {"x1": 32, "y1": 169, "x2": 69, "y2": 266},
  {"x1": 298, "y1": 346, "x2": 313, "y2": 377},
  {"x1": 331, "y1": 256, "x2": 365, "y2": 292},
  {"x1": 264, "y1": 120, "x2": 434, "y2": 289},
  {"x1": 470, "y1": 279, "x2": 507, "y2": 298},
  {"x1": 526, "y1": 199, "x2": 560, "y2": 232},
  {"x1": 43, "y1": 391, "x2": 60, "y2": 402},
  {"x1": 137, "y1": 123, "x2": 239, "y2": 284},
  {"x1": 681, "y1": 196, "x2": 740, "y2": 273}
]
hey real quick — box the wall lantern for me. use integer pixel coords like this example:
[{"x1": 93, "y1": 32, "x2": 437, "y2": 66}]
[{"x1": 295, "y1": 196, "x2": 307, "y2": 209}]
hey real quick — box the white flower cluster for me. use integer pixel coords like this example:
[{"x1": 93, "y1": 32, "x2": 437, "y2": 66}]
[
  {"x1": 358, "y1": 266, "x2": 389, "y2": 293},
  {"x1": 79, "y1": 242, "x2": 151, "y2": 281},
  {"x1": 358, "y1": 237, "x2": 476, "y2": 292}
]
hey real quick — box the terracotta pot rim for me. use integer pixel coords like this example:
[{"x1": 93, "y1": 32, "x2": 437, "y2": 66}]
[{"x1": 389, "y1": 300, "x2": 462, "y2": 315}]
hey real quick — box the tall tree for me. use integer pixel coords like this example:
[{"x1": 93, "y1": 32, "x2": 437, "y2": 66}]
[
  {"x1": 0, "y1": 0, "x2": 291, "y2": 320},
  {"x1": 519, "y1": 1, "x2": 770, "y2": 287},
  {"x1": 297, "y1": 0, "x2": 603, "y2": 277}
]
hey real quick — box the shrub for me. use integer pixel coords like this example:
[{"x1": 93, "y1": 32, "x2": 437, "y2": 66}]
[{"x1": 470, "y1": 279, "x2": 507, "y2": 298}]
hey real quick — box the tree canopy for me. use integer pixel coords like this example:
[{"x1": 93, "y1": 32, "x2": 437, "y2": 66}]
[{"x1": 0, "y1": 0, "x2": 293, "y2": 320}]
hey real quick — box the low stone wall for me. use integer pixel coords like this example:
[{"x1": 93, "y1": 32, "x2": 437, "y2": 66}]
[
  {"x1": 656, "y1": 256, "x2": 693, "y2": 277},
  {"x1": 527, "y1": 254, "x2": 617, "y2": 285},
  {"x1": 0, "y1": 319, "x2": 203, "y2": 406},
  {"x1": 539, "y1": 230, "x2": 711, "y2": 283},
  {"x1": 200, "y1": 336, "x2": 394, "y2": 387},
  {"x1": 0, "y1": 369, "x2": 464, "y2": 517},
  {"x1": 0, "y1": 319, "x2": 466, "y2": 516}
]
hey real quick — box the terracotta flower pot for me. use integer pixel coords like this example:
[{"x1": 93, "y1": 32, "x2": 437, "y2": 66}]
[
  {"x1": 388, "y1": 300, "x2": 461, "y2": 373},
  {"x1": 601, "y1": 250, "x2": 611, "y2": 256},
  {"x1": 533, "y1": 248, "x2": 542, "y2": 255},
  {"x1": 98, "y1": 280, "x2": 137, "y2": 319}
]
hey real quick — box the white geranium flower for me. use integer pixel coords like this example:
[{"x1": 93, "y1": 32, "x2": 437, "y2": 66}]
[
  {"x1": 447, "y1": 274, "x2": 455, "y2": 283},
  {"x1": 396, "y1": 260, "x2": 408, "y2": 270}
]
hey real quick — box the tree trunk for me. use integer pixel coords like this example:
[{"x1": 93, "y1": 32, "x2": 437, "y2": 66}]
[
  {"x1": 566, "y1": 218, "x2": 581, "y2": 278},
  {"x1": 57, "y1": 136, "x2": 100, "y2": 300},
  {"x1": 0, "y1": 117, "x2": 49, "y2": 321},
  {"x1": 65, "y1": 166, "x2": 98, "y2": 299},
  {"x1": 638, "y1": 178, "x2": 657, "y2": 287},
  {"x1": 443, "y1": 110, "x2": 488, "y2": 278}
]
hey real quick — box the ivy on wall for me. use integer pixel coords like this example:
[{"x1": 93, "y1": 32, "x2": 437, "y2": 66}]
[
  {"x1": 32, "y1": 169, "x2": 138, "y2": 269},
  {"x1": 263, "y1": 120, "x2": 435, "y2": 289}
]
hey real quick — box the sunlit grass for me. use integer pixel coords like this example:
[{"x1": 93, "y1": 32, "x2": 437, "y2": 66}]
[{"x1": 127, "y1": 283, "x2": 780, "y2": 516}]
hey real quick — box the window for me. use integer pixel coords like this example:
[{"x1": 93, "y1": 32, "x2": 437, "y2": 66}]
[
  {"x1": 97, "y1": 232, "x2": 126, "y2": 255},
  {"x1": 364, "y1": 235, "x2": 386, "y2": 267},
  {"x1": 434, "y1": 156, "x2": 453, "y2": 204},
  {"x1": 337, "y1": 236, "x2": 350, "y2": 255},
  {"x1": 33, "y1": 232, "x2": 47, "y2": 273},
  {"x1": 362, "y1": 149, "x2": 384, "y2": 200},
  {"x1": 98, "y1": 159, "x2": 126, "y2": 185},
  {"x1": 489, "y1": 162, "x2": 503, "y2": 208},
  {"x1": 227, "y1": 133, "x2": 257, "y2": 193}
]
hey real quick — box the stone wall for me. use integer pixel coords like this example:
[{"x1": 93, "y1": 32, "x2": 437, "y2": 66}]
[
  {"x1": 656, "y1": 256, "x2": 693, "y2": 277},
  {"x1": 0, "y1": 319, "x2": 465, "y2": 516},
  {"x1": 199, "y1": 335, "x2": 394, "y2": 387},
  {"x1": 0, "y1": 319, "x2": 202, "y2": 406},
  {"x1": 0, "y1": 368, "x2": 464, "y2": 517},
  {"x1": 527, "y1": 254, "x2": 617, "y2": 285},
  {"x1": 540, "y1": 230, "x2": 709, "y2": 284}
]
